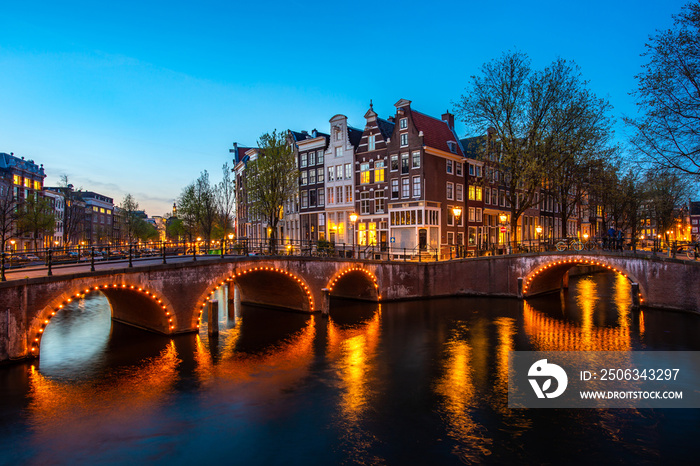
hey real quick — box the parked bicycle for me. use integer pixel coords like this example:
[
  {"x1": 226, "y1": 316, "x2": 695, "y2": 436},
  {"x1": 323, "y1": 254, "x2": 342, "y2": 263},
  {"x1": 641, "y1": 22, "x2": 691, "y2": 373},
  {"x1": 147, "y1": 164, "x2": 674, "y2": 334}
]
[
  {"x1": 688, "y1": 245, "x2": 698, "y2": 260},
  {"x1": 555, "y1": 238, "x2": 584, "y2": 252}
]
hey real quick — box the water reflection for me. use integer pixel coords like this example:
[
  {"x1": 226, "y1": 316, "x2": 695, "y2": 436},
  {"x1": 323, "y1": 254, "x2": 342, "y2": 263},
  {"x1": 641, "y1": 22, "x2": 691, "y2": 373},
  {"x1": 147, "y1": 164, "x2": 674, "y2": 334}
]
[
  {"x1": 327, "y1": 301, "x2": 382, "y2": 465},
  {"x1": 0, "y1": 271, "x2": 698, "y2": 464},
  {"x1": 433, "y1": 324, "x2": 492, "y2": 462},
  {"x1": 524, "y1": 272, "x2": 633, "y2": 351}
]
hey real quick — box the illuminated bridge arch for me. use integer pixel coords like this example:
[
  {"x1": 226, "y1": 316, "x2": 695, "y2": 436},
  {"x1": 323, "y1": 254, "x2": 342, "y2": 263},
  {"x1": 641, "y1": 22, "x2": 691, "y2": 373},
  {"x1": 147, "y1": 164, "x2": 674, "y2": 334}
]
[
  {"x1": 31, "y1": 281, "x2": 176, "y2": 357},
  {"x1": 327, "y1": 266, "x2": 380, "y2": 301},
  {"x1": 521, "y1": 256, "x2": 647, "y2": 305},
  {"x1": 192, "y1": 265, "x2": 316, "y2": 326}
]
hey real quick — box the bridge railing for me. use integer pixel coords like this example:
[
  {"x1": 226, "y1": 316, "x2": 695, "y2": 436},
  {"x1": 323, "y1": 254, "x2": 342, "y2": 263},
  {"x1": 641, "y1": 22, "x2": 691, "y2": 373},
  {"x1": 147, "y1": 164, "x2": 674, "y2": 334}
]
[{"x1": 3, "y1": 236, "x2": 694, "y2": 281}]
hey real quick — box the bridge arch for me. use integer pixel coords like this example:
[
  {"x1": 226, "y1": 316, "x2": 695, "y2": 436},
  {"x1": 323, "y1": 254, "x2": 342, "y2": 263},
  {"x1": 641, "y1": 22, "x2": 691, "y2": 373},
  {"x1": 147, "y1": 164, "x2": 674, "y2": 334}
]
[
  {"x1": 193, "y1": 265, "x2": 316, "y2": 327},
  {"x1": 327, "y1": 266, "x2": 380, "y2": 301},
  {"x1": 521, "y1": 256, "x2": 647, "y2": 305},
  {"x1": 31, "y1": 281, "x2": 176, "y2": 357}
]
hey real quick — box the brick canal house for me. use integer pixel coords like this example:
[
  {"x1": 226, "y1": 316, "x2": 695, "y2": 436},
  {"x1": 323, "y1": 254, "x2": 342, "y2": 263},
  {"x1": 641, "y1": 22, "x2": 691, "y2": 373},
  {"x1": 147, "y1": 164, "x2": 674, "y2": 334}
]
[
  {"x1": 296, "y1": 129, "x2": 329, "y2": 244},
  {"x1": 353, "y1": 102, "x2": 394, "y2": 256},
  {"x1": 385, "y1": 99, "x2": 466, "y2": 258}
]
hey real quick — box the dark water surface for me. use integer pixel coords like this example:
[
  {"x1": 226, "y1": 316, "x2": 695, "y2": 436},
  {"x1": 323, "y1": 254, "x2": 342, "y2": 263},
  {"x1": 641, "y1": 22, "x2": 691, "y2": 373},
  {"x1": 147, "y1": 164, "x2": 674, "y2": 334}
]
[{"x1": 1, "y1": 272, "x2": 699, "y2": 465}]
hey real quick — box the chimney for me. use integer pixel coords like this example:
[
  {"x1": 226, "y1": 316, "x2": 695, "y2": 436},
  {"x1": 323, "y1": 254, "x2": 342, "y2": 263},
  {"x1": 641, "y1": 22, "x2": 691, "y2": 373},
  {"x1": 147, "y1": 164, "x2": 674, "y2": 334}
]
[
  {"x1": 442, "y1": 111, "x2": 454, "y2": 130},
  {"x1": 387, "y1": 116, "x2": 395, "y2": 123}
]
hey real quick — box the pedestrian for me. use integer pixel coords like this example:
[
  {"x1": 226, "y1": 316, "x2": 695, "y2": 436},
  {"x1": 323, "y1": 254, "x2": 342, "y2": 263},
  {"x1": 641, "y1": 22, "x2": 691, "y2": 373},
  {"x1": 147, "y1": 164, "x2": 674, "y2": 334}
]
[
  {"x1": 616, "y1": 229, "x2": 623, "y2": 251},
  {"x1": 607, "y1": 226, "x2": 616, "y2": 250}
]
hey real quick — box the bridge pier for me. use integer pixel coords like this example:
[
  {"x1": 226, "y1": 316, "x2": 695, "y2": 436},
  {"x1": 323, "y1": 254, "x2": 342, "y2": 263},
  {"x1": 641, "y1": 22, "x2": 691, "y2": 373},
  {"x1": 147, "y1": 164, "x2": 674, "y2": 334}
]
[
  {"x1": 207, "y1": 301, "x2": 219, "y2": 335},
  {"x1": 321, "y1": 288, "x2": 330, "y2": 316}
]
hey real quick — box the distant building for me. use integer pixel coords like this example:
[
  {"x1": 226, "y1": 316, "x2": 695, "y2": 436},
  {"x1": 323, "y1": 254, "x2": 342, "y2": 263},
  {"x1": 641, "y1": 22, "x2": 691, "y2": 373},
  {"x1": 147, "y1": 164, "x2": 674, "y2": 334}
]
[
  {"x1": 43, "y1": 190, "x2": 65, "y2": 247},
  {"x1": 0, "y1": 152, "x2": 46, "y2": 251},
  {"x1": 81, "y1": 192, "x2": 114, "y2": 245},
  {"x1": 690, "y1": 201, "x2": 700, "y2": 242}
]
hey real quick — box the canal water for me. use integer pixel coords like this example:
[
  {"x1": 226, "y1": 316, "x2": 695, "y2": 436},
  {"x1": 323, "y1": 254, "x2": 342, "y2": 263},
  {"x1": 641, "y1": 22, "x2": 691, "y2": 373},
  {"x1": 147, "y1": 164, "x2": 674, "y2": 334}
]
[{"x1": 1, "y1": 271, "x2": 699, "y2": 465}]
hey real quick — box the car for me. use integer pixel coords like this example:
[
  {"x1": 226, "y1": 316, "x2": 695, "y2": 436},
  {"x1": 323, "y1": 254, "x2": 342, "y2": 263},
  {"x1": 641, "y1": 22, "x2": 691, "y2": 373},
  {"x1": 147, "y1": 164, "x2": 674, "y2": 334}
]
[{"x1": 22, "y1": 254, "x2": 40, "y2": 262}]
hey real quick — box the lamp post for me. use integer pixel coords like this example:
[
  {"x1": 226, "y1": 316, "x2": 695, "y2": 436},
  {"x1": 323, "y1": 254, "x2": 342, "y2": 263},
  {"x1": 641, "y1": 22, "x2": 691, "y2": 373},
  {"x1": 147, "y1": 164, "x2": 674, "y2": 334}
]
[
  {"x1": 535, "y1": 225, "x2": 543, "y2": 251},
  {"x1": 227, "y1": 233, "x2": 234, "y2": 255},
  {"x1": 349, "y1": 213, "x2": 358, "y2": 257},
  {"x1": 499, "y1": 213, "x2": 508, "y2": 254},
  {"x1": 452, "y1": 207, "x2": 462, "y2": 258}
]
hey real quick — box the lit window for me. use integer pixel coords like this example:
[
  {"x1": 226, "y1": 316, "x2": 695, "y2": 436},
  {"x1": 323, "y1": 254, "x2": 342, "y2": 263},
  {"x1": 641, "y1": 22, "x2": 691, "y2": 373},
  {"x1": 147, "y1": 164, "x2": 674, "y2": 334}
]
[
  {"x1": 360, "y1": 163, "x2": 371, "y2": 184},
  {"x1": 13, "y1": 175, "x2": 20, "y2": 185},
  {"x1": 476, "y1": 187, "x2": 482, "y2": 201},
  {"x1": 374, "y1": 160, "x2": 385, "y2": 182},
  {"x1": 468, "y1": 185, "x2": 475, "y2": 200}
]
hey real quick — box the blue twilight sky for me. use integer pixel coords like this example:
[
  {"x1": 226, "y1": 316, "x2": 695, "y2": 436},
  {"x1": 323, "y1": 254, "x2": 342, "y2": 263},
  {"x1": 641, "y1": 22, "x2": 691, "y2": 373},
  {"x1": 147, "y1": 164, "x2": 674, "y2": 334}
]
[{"x1": 0, "y1": 0, "x2": 690, "y2": 216}]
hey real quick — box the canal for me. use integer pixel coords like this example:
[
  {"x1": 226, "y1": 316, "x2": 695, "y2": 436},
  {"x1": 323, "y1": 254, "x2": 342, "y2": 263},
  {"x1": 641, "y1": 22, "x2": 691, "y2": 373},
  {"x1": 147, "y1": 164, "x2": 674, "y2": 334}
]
[{"x1": 0, "y1": 271, "x2": 699, "y2": 464}]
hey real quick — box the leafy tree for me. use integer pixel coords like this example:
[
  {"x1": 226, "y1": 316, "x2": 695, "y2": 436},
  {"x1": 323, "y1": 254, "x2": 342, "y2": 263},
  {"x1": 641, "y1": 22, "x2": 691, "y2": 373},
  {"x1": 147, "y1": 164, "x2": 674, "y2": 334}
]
[
  {"x1": 455, "y1": 52, "x2": 616, "y2": 240},
  {"x1": 246, "y1": 130, "x2": 298, "y2": 251},
  {"x1": 17, "y1": 193, "x2": 55, "y2": 251},
  {"x1": 625, "y1": 1, "x2": 700, "y2": 179},
  {"x1": 0, "y1": 183, "x2": 18, "y2": 253}
]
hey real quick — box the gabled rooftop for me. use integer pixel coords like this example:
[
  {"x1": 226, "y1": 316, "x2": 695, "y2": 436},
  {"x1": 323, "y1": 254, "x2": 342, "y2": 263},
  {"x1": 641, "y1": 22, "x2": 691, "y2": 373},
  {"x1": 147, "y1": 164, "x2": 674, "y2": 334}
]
[{"x1": 411, "y1": 110, "x2": 464, "y2": 157}]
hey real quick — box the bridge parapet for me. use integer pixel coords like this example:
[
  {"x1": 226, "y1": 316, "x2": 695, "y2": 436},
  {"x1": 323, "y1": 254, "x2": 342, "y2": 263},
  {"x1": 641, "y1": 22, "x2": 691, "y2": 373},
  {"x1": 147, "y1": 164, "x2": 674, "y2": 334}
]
[{"x1": 0, "y1": 253, "x2": 698, "y2": 364}]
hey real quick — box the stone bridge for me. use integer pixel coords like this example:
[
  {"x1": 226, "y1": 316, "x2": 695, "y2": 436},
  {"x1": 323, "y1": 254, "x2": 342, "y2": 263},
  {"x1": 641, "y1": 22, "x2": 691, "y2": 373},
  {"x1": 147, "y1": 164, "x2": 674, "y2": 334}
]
[{"x1": 0, "y1": 253, "x2": 698, "y2": 363}]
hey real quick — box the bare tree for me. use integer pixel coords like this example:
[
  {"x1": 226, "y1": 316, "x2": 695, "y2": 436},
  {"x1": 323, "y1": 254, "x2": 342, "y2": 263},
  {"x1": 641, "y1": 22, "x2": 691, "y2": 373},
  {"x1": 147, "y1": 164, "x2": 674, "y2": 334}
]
[
  {"x1": 455, "y1": 52, "x2": 617, "y2": 239},
  {"x1": 625, "y1": 1, "x2": 700, "y2": 179},
  {"x1": 216, "y1": 162, "x2": 236, "y2": 238}
]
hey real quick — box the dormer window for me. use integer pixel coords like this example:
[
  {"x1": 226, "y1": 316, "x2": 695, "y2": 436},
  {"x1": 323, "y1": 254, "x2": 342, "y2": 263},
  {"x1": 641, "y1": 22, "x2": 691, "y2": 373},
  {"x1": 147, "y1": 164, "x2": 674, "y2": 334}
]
[{"x1": 447, "y1": 141, "x2": 457, "y2": 153}]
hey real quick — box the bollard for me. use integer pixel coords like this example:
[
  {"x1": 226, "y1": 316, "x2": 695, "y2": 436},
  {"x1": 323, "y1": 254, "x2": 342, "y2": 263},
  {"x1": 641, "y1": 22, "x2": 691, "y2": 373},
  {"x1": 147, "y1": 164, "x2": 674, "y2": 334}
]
[{"x1": 90, "y1": 247, "x2": 95, "y2": 272}]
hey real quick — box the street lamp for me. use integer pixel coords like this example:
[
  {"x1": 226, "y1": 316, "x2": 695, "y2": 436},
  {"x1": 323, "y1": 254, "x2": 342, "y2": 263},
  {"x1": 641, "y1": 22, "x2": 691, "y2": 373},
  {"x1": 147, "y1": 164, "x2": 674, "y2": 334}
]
[
  {"x1": 452, "y1": 207, "x2": 463, "y2": 257},
  {"x1": 499, "y1": 213, "x2": 508, "y2": 253},
  {"x1": 349, "y1": 213, "x2": 358, "y2": 255}
]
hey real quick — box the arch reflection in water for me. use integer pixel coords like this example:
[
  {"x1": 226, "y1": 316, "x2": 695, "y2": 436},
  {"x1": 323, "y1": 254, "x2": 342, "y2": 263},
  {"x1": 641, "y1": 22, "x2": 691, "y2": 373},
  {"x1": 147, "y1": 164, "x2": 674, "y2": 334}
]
[
  {"x1": 195, "y1": 305, "x2": 316, "y2": 399},
  {"x1": 524, "y1": 272, "x2": 634, "y2": 352},
  {"x1": 27, "y1": 341, "x2": 180, "y2": 462},
  {"x1": 38, "y1": 293, "x2": 112, "y2": 378},
  {"x1": 326, "y1": 300, "x2": 383, "y2": 465}
]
